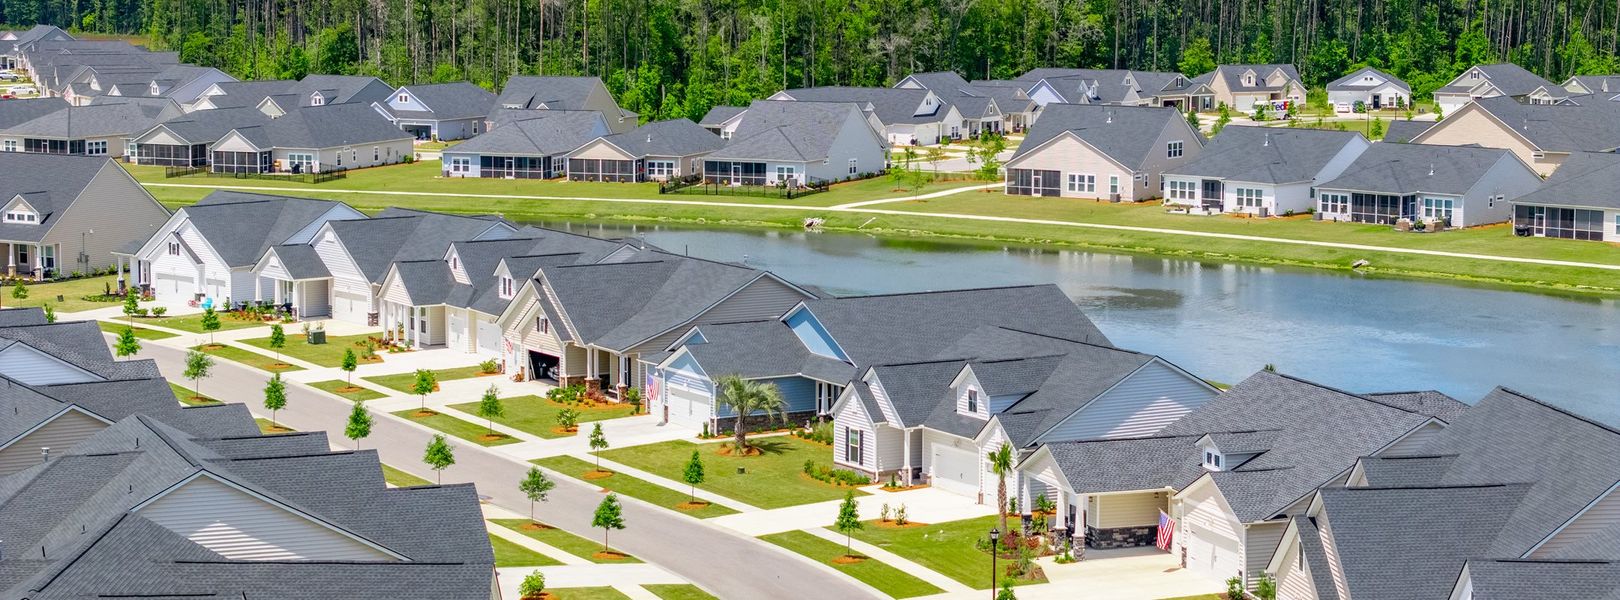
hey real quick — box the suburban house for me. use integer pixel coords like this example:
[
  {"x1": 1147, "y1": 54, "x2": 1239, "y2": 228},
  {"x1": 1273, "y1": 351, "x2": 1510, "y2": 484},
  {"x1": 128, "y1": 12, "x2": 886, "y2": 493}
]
[
  {"x1": 370, "y1": 82, "x2": 497, "y2": 141},
  {"x1": 0, "y1": 98, "x2": 70, "y2": 131},
  {"x1": 1018, "y1": 68, "x2": 1212, "y2": 113},
  {"x1": 191, "y1": 75, "x2": 395, "y2": 112},
  {"x1": 770, "y1": 86, "x2": 964, "y2": 145},
  {"x1": 1381, "y1": 120, "x2": 1435, "y2": 143},
  {"x1": 0, "y1": 153, "x2": 169, "y2": 281},
  {"x1": 131, "y1": 191, "x2": 366, "y2": 305},
  {"x1": 1192, "y1": 64, "x2": 1306, "y2": 112},
  {"x1": 829, "y1": 327, "x2": 1218, "y2": 503},
  {"x1": 893, "y1": 71, "x2": 1017, "y2": 135},
  {"x1": 1314, "y1": 142, "x2": 1541, "y2": 228},
  {"x1": 205, "y1": 102, "x2": 414, "y2": 174},
  {"x1": 0, "y1": 99, "x2": 181, "y2": 158},
  {"x1": 372, "y1": 228, "x2": 631, "y2": 353},
  {"x1": 116, "y1": 64, "x2": 237, "y2": 107},
  {"x1": 1, "y1": 25, "x2": 73, "y2": 69},
  {"x1": 700, "y1": 100, "x2": 888, "y2": 187},
  {"x1": 1433, "y1": 63, "x2": 1558, "y2": 116},
  {"x1": 499, "y1": 250, "x2": 816, "y2": 401},
  {"x1": 1325, "y1": 67, "x2": 1411, "y2": 112},
  {"x1": 1265, "y1": 386, "x2": 1620, "y2": 600},
  {"x1": 564, "y1": 118, "x2": 724, "y2": 182},
  {"x1": 1016, "y1": 370, "x2": 1468, "y2": 589},
  {"x1": 1411, "y1": 94, "x2": 1620, "y2": 175},
  {"x1": 1162, "y1": 126, "x2": 1369, "y2": 215},
  {"x1": 491, "y1": 75, "x2": 637, "y2": 133},
  {"x1": 128, "y1": 106, "x2": 272, "y2": 167},
  {"x1": 441, "y1": 111, "x2": 610, "y2": 179},
  {"x1": 1509, "y1": 151, "x2": 1620, "y2": 242},
  {"x1": 1005, "y1": 103, "x2": 1204, "y2": 201},
  {"x1": 1561, "y1": 74, "x2": 1620, "y2": 95},
  {"x1": 1448, "y1": 559, "x2": 1620, "y2": 600},
  {"x1": 698, "y1": 105, "x2": 747, "y2": 139},
  {"x1": 647, "y1": 285, "x2": 1110, "y2": 435},
  {"x1": 254, "y1": 208, "x2": 515, "y2": 324}
]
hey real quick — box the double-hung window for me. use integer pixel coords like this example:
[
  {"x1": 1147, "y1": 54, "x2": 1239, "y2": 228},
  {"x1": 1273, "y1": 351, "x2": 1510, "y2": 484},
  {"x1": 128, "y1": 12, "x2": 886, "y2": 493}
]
[
  {"x1": 167, "y1": 241, "x2": 180, "y2": 256},
  {"x1": 1421, "y1": 197, "x2": 1455, "y2": 222},
  {"x1": 1167, "y1": 140, "x2": 1184, "y2": 158},
  {"x1": 1167, "y1": 180, "x2": 1197, "y2": 203},
  {"x1": 1109, "y1": 175, "x2": 1120, "y2": 195},
  {"x1": 498, "y1": 276, "x2": 514, "y2": 299},
  {"x1": 1203, "y1": 450, "x2": 1224, "y2": 470},
  {"x1": 1066, "y1": 173, "x2": 1095, "y2": 193},
  {"x1": 2, "y1": 140, "x2": 15, "y2": 152},
  {"x1": 845, "y1": 428, "x2": 862, "y2": 463},
  {"x1": 85, "y1": 140, "x2": 107, "y2": 156},
  {"x1": 966, "y1": 389, "x2": 979, "y2": 413},
  {"x1": 1321, "y1": 193, "x2": 1349, "y2": 214},
  {"x1": 1235, "y1": 187, "x2": 1264, "y2": 208},
  {"x1": 535, "y1": 317, "x2": 549, "y2": 333},
  {"x1": 449, "y1": 157, "x2": 471, "y2": 173},
  {"x1": 848, "y1": 158, "x2": 858, "y2": 175},
  {"x1": 775, "y1": 165, "x2": 797, "y2": 182}
]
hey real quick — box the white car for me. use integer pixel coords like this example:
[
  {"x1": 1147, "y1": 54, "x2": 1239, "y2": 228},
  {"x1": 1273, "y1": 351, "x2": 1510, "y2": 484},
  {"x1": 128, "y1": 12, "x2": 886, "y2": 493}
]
[
  {"x1": 8, "y1": 86, "x2": 32, "y2": 95},
  {"x1": 0, "y1": 73, "x2": 17, "y2": 81}
]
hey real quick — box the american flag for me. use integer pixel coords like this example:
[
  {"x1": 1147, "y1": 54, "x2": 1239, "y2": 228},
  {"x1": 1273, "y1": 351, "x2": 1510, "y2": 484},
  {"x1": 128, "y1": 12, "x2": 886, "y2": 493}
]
[{"x1": 1155, "y1": 511, "x2": 1176, "y2": 551}]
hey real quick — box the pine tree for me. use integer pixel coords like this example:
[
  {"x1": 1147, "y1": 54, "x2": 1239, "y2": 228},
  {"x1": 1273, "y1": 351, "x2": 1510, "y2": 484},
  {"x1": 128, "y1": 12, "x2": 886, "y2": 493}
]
[
  {"x1": 588, "y1": 423, "x2": 609, "y2": 470},
  {"x1": 519, "y1": 467, "x2": 555, "y2": 521},
  {"x1": 114, "y1": 326, "x2": 141, "y2": 358},
  {"x1": 345, "y1": 400, "x2": 373, "y2": 449},
  {"x1": 592, "y1": 494, "x2": 626, "y2": 552},
  {"x1": 834, "y1": 490, "x2": 863, "y2": 554},
  {"x1": 423, "y1": 434, "x2": 455, "y2": 483},
  {"x1": 681, "y1": 450, "x2": 705, "y2": 502},
  {"x1": 263, "y1": 373, "x2": 287, "y2": 429},
  {"x1": 477, "y1": 385, "x2": 504, "y2": 435}
]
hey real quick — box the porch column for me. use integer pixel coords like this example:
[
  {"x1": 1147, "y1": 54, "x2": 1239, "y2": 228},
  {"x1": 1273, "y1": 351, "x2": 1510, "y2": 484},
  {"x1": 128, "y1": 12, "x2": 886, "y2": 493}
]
[
  {"x1": 5, "y1": 244, "x2": 12, "y2": 277},
  {"x1": 614, "y1": 355, "x2": 629, "y2": 399},
  {"x1": 1054, "y1": 488, "x2": 1070, "y2": 539},
  {"x1": 31, "y1": 243, "x2": 41, "y2": 280},
  {"x1": 115, "y1": 256, "x2": 126, "y2": 293},
  {"x1": 1020, "y1": 474, "x2": 1034, "y2": 532},
  {"x1": 585, "y1": 349, "x2": 600, "y2": 393},
  {"x1": 901, "y1": 430, "x2": 912, "y2": 486}
]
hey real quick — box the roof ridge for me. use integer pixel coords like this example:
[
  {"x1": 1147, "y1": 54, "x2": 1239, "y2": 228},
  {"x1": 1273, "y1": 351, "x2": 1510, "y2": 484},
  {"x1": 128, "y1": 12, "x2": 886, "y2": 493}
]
[
  {"x1": 1493, "y1": 386, "x2": 1620, "y2": 437},
  {"x1": 826, "y1": 283, "x2": 1053, "y2": 301},
  {"x1": 1339, "y1": 482, "x2": 1520, "y2": 491}
]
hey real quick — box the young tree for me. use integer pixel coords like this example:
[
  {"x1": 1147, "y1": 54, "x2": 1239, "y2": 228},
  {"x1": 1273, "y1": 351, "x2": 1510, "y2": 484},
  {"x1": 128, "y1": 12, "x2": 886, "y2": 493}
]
[
  {"x1": 412, "y1": 369, "x2": 437, "y2": 410},
  {"x1": 592, "y1": 493, "x2": 626, "y2": 552},
  {"x1": 996, "y1": 578, "x2": 1017, "y2": 600},
  {"x1": 42, "y1": 304, "x2": 55, "y2": 323},
  {"x1": 988, "y1": 441, "x2": 1015, "y2": 534},
  {"x1": 263, "y1": 373, "x2": 287, "y2": 429},
  {"x1": 183, "y1": 349, "x2": 214, "y2": 401},
  {"x1": 345, "y1": 400, "x2": 373, "y2": 450},
  {"x1": 519, "y1": 466, "x2": 555, "y2": 521},
  {"x1": 199, "y1": 306, "x2": 220, "y2": 344},
  {"x1": 477, "y1": 385, "x2": 505, "y2": 435},
  {"x1": 122, "y1": 287, "x2": 140, "y2": 322},
  {"x1": 713, "y1": 374, "x2": 785, "y2": 451},
  {"x1": 834, "y1": 490, "x2": 863, "y2": 554},
  {"x1": 268, "y1": 324, "x2": 286, "y2": 361},
  {"x1": 556, "y1": 407, "x2": 580, "y2": 432},
  {"x1": 11, "y1": 281, "x2": 26, "y2": 300},
  {"x1": 114, "y1": 326, "x2": 141, "y2": 358},
  {"x1": 588, "y1": 423, "x2": 609, "y2": 469},
  {"x1": 340, "y1": 348, "x2": 358, "y2": 384},
  {"x1": 423, "y1": 434, "x2": 455, "y2": 483},
  {"x1": 681, "y1": 450, "x2": 705, "y2": 502},
  {"x1": 518, "y1": 570, "x2": 546, "y2": 599}
]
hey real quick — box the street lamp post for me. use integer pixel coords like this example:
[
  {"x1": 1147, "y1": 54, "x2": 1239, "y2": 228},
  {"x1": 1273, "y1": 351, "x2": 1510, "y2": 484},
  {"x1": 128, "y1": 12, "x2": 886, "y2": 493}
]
[{"x1": 988, "y1": 528, "x2": 1000, "y2": 599}]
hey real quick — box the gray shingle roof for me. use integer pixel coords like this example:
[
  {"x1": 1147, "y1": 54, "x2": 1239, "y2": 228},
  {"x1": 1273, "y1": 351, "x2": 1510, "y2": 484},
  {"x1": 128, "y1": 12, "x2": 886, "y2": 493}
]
[
  {"x1": 0, "y1": 308, "x2": 47, "y2": 327},
  {"x1": 449, "y1": 110, "x2": 607, "y2": 156},
  {"x1": 1316, "y1": 142, "x2": 1516, "y2": 195},
  {"x1": 540, "y1": 253, "x2": 772, "y2": 351},
  {"x1": 194, "y1": 79, "x2": 298, "y2": 108},
  {"x1": 1326, "y1": 67, "x2": 1411, "y2": 92},
  {"x1": 699, "y1": 105, "x2": 747, "y2": 127},
  {"x1": 0, "y1": 97, "x2": 70, "y2": 130},
  {"x1": 1167, "y1": 126, "x2": 1364, "y2": 184},
  {"x1": 325, "y1": 211, "x2": 511, "y2": 283},
  {"x1": 182, "y1": 191, "x2": 358, "y2": 267},
  {"x1": 1043, "y1": 434, "x2": 1205, "y2": 493},
  {"x1": 704, "y1": 100, "x2": 868, "y2": 163},
  {"x1": 1449, "y1": 94, "x2": 1620, "y2": 152},
  {"x1": 375, "y1": 82, "x2": 497, "y2": 121},
  {"x1": 1381, "y1": 119, "x2": 1435, "y2": 143},
  {"x1": 1511, "y1": 150, "x2": 1620, "y2": 209},
  {"x1": 1440, "y1": 64, "x2": 1556, "y2": 96},
  {"x1": 0, "y1": 153, "x2": 120, "y2": 242},
  {"x1": 1460, "y1": 559, "x2": 1620, "y2": 600},
  {"x1": 1011, "y1": 103, "x2": 1195, "y2": 168},
  {"x1": 1353, "y1": 454, "x2": 1459, "y2": 487},
  {"x1": 679, "y1": 319, "x2": 853, "y2": 384},
  {"x1": 1564, "y1": 75, "x2": 1620, "y2": 94},
  {"x1": 263, "y1": 244, "x2": 330, "y2": 279},
  {"x1": 582, "y1": 118, "x2": 723, "y2": 158},
  {"x1": 3, "y1": 100, "x2": 180, "y2": 138},
  {"x1": 1362, "y1": 390, "x2": 1469, "y2": 423},
  {"x1": 778, "y1": 86, "x2": 949, "y2": 126},
  {"x1": 141, "y1": 105, "x2": 274, "y2": 144},
  {"x1": 496, "y1": 76, "x2": 607, "y2": 111},
  {"x1": 1197, "y1": 64, "x2": 1303, "y2": 92},
  {"x1": 0, "y1": 319, "x2": 158, "y2": 381},
  {"x1": 222, "y1": 102, "x2": 411, "y2": 149}
]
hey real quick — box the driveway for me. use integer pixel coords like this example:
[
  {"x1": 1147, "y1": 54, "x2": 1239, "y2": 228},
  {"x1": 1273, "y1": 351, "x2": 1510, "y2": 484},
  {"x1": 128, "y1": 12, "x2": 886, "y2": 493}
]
[{"x1": 130, "y1": 341, "x2": 877, "y2": 600}]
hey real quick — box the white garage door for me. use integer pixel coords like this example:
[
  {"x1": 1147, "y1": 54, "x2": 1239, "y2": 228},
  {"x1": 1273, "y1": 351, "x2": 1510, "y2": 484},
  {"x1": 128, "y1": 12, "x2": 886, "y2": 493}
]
[
  {"x1": 156, "y1": 272, "x2": 194, "y2": 296},
  {"x1": 664, "y1": 372, "x2": 711, "y2": 430},
  {"x1": 447, "y1": 310, "x2": 466, "y2": 351},
  {"x1": 332, "y1": 290, "x2": 369, "y2": 324},
  {"x1": 476, "y1": 320, "x2": 503, "y2": 357},
  {"x1": 930, "y1": 444, "x2": 980, "y2": 498},
  {"x1": 1184, "y1": 521, "x2": 1243, "y2": 581}
]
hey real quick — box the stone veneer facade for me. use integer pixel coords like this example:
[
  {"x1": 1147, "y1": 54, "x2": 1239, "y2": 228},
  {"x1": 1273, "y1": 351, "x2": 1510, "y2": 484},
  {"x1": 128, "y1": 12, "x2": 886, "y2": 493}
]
[{"x1": 1086, "y1": 524, "x2": 1158, "y2": 549}]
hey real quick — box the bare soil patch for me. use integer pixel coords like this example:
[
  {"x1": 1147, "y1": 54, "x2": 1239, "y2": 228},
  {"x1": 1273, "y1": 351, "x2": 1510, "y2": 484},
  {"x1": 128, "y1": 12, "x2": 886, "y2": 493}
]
[
  {"x1": 831, "y1": 554, "x2": 868, "y2": 565},
  {"x1": 582, "y1": 469, "x2": 615, "y2": 480}
]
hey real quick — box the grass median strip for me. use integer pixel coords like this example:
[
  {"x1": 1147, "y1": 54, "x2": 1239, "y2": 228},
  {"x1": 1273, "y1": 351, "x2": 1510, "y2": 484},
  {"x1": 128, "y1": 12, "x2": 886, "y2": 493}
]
[
  {"x1": 531, "y1": 455, "x2": 737, "y2": 518},
  {"x1": 543, "y1": 588, "x2": 632, "y2": 600},
  {"x1": 593, "y1": 437, "x2": 865, "y2": 509},
  {"x1": 255, "y1": 418, "x2": 292, "y2": 434},
  {"x1": 381, "y1": 464, "x2": 432, "y2": 487},
  {"x1": 391, "y1": 408, "x2": 519, "y2": 446},
  {"x1": 307, "y1": 379, "x2": 387, "y2": 401},
  {"x1": 446, "y1": 395, "x2": 635, "y2": 439},
  {"x1": 139, "y1": 313, "x2": 266, "y2": 333},
  {"x1": 844, "y1": 514, "x2": 1046, "y2": 589},
  {"x1": 98, "y1": 320, "x2": 177, "y2": 340},
  {"x1": 643, "y1": 584, "x2": 719, "y2": 600},
  {"x1": 171, "y1": 382, "x2": 218, "y2": 406},
  {"x1": 760, "y1": 530, "x2": 944, "y2": 599},
  {"x1": 240, "y1": 332, "x2": 383, "y2": 368},
  {"x1": 490, "y1": 518, "x2": 641, "y2": 563},
  {"x1": 194, "y1": 343, "x2": 304, "y2": 373},
  {"x1": 489, "y1": 533, "x2": 563, "y2": 567},
  {"x1": 364, "y1": 365, "x2": 497, "y2": 393}
]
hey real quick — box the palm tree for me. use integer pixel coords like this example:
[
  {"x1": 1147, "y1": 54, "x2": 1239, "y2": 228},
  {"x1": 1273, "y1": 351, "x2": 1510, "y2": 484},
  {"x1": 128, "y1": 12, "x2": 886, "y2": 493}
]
[
  {"x1": 988, "y1": 441, "x2": 1014, "y2": 534},
  {"x1": 713, "y1": 374, "x2": 785, "y2": 452}
]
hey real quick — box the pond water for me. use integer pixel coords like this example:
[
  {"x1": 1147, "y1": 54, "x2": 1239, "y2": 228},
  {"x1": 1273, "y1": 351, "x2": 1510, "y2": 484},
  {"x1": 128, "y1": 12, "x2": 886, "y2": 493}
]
[{"x1": 539, "y1": 222, "x2": 1620, "y2": 425}]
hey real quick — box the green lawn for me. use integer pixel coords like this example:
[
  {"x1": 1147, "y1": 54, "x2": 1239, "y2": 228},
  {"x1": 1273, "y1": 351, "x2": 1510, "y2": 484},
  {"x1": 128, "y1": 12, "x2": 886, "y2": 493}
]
[
  {"x1": 364, "y1": 365, "x2": 496, "y2": 393},
  {"x1": 531, "y1": 455, "x2": 738, "y2": 518},
  {"x1": 489, "y1": 533, "x2": 564, "y2": 567},
  {"x1": 194, "y1": 344, "x2": 305, "y2": 373},
  {"x1": 240, "y1": 331, "x2": 384, "y2": 367},
  {"x1": 138, "y1": 313, "x2": 268, "y2": 333},
  {"x1": 306, "y1": 379, "x2": 387, "y2": 401},
  {"x1": 642, "y1": 584, "x2": 719, "y2": 600},
  {"x1": 491, "y1": 519, "x2": 641, "y2": 563},
  {"x1": 391, "y1": 408, "x2": 519, "y2": 446},
  {"x1": 843, "y1": 515, "x2": 1046, "y2": 590},
  {"x1": 593, "y1": 437, "x2": 866, "y2": 509},
  {"x1": 3, "y1": 274, "x2": 123, "y2": 312},
  {"x1": 97, "y1": 320, "x2": 177, "y2": 340},
  {"x1": 381, "y1": 464, "x2": 433, "y2": 487},
  {"x1": 171, "y1": 382, "x2": 218, "y2": 406},
  {"x1": 255, "y1": 418, "x2": 293, "y2": 433},
  {"x1": 546, "y1": 588, "x2": 633, "y2": 600},
  {"x1": 447, "y1": 395, "x2": 635, "y2": 439},
  {"x1": 760, "y1": 530, "x2": 944, "y2": 598}
]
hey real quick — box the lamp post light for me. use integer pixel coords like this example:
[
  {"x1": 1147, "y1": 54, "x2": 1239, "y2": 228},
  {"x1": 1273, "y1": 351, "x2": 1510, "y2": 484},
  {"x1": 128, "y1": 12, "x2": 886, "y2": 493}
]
[{"x1": 988, "y1": 527, "x2": 1000, "y2": 599}]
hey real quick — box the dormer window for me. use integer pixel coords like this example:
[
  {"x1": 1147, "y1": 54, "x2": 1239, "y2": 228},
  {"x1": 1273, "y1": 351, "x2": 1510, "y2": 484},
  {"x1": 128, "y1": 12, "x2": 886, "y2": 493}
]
[
  {"x1": 450, "y1": 256, "x2": 459, "y2": 270},
  {"x1": 967, "y1": 389, "x2": 979, "y2": 413},
  {"x1": 498, "y1": 276, "x2": 514, "y2": 299},
  {"x1": 167, "y1": 241, "x2": 180, "y2": 255},
  {"x1": 398, "y1": 93, "x2": 409, "y2": 103},
  {"x1": 4, "y1": 211, "x2": 36, "y2": 223},
  {"x1": 1244, "y1": 74, "x2": 1255, "y2": 86},
  {"x1": 1203, "y1": 449, "x2": 1224, "y2": 471},
  {"x1": 310, "y1": 93, "x2": 325, "y2": 106}
]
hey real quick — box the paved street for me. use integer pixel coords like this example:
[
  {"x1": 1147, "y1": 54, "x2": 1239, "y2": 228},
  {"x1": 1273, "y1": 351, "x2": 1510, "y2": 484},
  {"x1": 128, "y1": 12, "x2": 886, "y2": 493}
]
[{"x1": 132, "y1": 341, "x2": 877, "y2": 600}]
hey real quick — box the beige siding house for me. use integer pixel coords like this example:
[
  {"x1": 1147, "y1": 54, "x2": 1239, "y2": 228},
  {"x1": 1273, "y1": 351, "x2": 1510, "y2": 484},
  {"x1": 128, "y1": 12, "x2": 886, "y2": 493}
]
[
  {"x1": 0, "y1": 153, "x2": 169, "y2": 281},
  {"x1": 1005, "y1": 104, "x2": 1203, "y2": 201}
]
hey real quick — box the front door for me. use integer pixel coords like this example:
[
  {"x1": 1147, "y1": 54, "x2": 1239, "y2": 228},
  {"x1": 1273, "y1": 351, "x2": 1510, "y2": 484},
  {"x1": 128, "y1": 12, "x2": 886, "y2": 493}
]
[
  {"x1": 501, "y1": 157, "x2": 515, "y2": 179},
  {"x1": 731, "y1": 164, "x2": 741, "y2": 185},
  {"x1": 1372, "y1": 94, "x2": 1382, "y2": 109},
  {"x1": 1532, "y1": 210, "x2": 1547, "y2": 236}
]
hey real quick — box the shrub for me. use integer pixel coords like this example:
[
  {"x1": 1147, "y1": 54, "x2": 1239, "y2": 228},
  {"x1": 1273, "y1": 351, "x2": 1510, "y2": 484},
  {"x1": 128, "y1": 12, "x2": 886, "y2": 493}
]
[
  {"x1": 360, "y1": 339, "x2": 377, "y2": 360},
  {"x1": 879, "y1": 503, "x2": 891, "y2": 522},
  {"x1": 478, "y1": 359, "x2": 500, "y2": 374},
  {"x1": 1256, "y1": 573, "x2": 1277, "y2": 600},
  {"x1": 801, "y1": 460, "x2": 870, "y2": 486},
  {"x1": 895, "y1": 504, "x2": 908, "y2": 525},
  {"x1": 151, "y1": 306, "x2": 167, "y2": 317},
  {"x1": 135, "y1": 308, "x2": 150, "y2": 317},
  {"x1": 1226, "y1": 576, "x2": 1245, "y2": 600},
  {"x1": 518, "y1": 570, "x2": 545, "y2": 599}
]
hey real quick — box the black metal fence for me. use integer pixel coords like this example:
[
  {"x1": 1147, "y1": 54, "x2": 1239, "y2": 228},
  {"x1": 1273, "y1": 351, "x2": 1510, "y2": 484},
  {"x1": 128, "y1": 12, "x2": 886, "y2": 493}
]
[
  {"x1": 659, "y1": 175, "x2": 830, "y2": 199},
  {"x1": 163, "y1": 166, "x2": 347, "y2": 184}
]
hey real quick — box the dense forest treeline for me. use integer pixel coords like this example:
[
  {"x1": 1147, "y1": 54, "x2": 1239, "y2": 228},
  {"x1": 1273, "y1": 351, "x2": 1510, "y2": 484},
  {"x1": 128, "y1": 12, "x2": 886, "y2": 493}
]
[{"x1": 7, "y1": 0, "x2": 1620, "y2": 122}]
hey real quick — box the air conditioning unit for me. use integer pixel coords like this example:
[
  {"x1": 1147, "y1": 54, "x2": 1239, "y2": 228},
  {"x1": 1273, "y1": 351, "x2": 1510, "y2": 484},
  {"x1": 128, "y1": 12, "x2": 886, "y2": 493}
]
[{"x1": 1109, "y1": 193, "x2": 1122, "y2": 203}]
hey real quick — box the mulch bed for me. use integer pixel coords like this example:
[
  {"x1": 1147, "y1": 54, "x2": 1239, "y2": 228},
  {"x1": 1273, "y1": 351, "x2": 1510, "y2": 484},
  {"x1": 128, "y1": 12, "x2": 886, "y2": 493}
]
[
  {"x1": 675, "y1": 500, "x2": 711, "y2": 510},
  {"x1": 831, "y1": 554, "x2": 868, "y2": 565},
  {"x1": 411, "y1": 409, "x2": 438, "y2": 418},
  {"x1": 551, "y1": 426, "x2": 578, "y2": 436},
  {"x1": 877, "y1": 483, "x2": 930, "y2": 493},
  {"x1": 519, "y1": 522, "x2": 553, "y2": 531},
  {"x1": 716, "y1": 443, "x2": 762, "y2": 457},
  {"x1": 478, "y1": 433, "x2": 510, "y2": 443},
  {"x1": 582, "y1": 469, "x2": 614, "y2": 480},
  {"x1": 200, "y1": 343, "x2": 227, "y2": 350},
  {"x1": 335, "y1": 385, "x2": 366, "y2": 393},
  {"x1": 592, "y1": 551, "x2": 631, "y2": 561},
  {"x1": 263, "y1": 425, "x2": 293, "y2": 433},
  {"x1": 873, "y1": 520, "x2": 928, "y2": 529}
]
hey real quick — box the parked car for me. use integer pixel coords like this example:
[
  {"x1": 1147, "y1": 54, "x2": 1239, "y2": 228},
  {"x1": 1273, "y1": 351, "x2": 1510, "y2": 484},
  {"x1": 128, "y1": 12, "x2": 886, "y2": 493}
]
[{"x1": 8, "y1": 86, "x2": 33, "y2": 94}]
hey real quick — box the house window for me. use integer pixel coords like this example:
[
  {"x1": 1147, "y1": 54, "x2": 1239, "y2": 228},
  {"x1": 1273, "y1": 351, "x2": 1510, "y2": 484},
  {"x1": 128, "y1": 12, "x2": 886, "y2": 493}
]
[
  {"x1": 336, "y1": 151, "x2": 342, "y2": 166},
  {"x1": 1167, "y1": 180, "x2": 1197, "y2": 202},
  {"x1": 1236, "y1": 187, "x2": 1264, "y2": 208},
  {"x1": 2, "y1": 140, "x2": 15, "y2": 152},
  {"x1": 4, "y1": 211, "x2": 35, "y2": 223},
  {"x1": 848, "y1": 158, "x2": 858, "y2": 175},
  {"x1": 775, "y1": 165, "x2": 797, "y2": 182},
  {"x1": 167, "y1": 241, "x2": 180, "y2": 255},
  {"x1": 1615, "y1": 214, "x2": 1620, "y2": 235},
  {"x1": 1321, "y1": 193, "x2": 1349, "y2": 214},
  {"x1": 287, "y1": 153, "x2": 314, "y2": 172},
  {"x1": 1167, "y1": 140, "x2": 1184, "y2": 158},
  {"x1": 449, "y1": 157, "x2": 471, "y2": 173},
  {"x1": 535, "y1": 316, "x2": 549, "y2": 333},
  {"x1": 498, "y1": 276, "x2": 514, "y2": 299},
  {"x1": 373, "y1": 146, "x2": 379, "y2": 162},
  {"x1": 398, "y1": 93, "x2": 409, "y2": 103},
  {"x1": 720, "y1": 130, "x2": 732, "y2": 140},
  {"x1": 473, "y1": 122, "x2": 479, "y2": 134},
  {"x1": 1067, "y1": 173, "x2": 1095, "y2": 193},
  {"x1": 1421, "y1": 197, "x2": 1455, "y2": 222},
  {"x1": 310, "y1": 93, "x2": 325, "y2": 106},
  {"x1": 1109, "y1": 175, "x2": 1120, "y2": 195},
  {"x1": 967, "y1": 389, "x2": 979, "y2": 413},
  {"x1": 1203, "y1": 450, "x2": 1224, "y2": 470},
  {"x1": 85, "y1": 140, "x2": 106, "y2": 156},
  {"x1": 845, "y1": 428, "x2": 862, "y2": 463},
  {"x1": 646, "y1": 160, "x2": 675, "y2": 178}
]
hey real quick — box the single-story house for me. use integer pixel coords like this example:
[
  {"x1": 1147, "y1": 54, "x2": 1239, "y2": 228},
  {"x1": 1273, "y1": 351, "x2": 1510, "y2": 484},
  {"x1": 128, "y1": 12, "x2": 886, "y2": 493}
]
[
  {"x1": 700, "y1": 100, "x2": 888, "y2": 187},
  {"x1": 128, "y1": 106, "x2": 270, "y2": 167},
  {"x1": 1325, "y1": 67, "x2": 1411, "y2": 112},
  {"x1": 1412, "y1": 94, "x2": 1620, "y2": 175},
  {"x1": 565, "y1": 118, "x2": 724, "y2": 182},
  {"x1": 1193, "y1": 64, "x2": 1306, "y2": 113},
  {"x1": 1508, "y1": 151, "x2": 1620, "y2": 242},
  {"x1": 1005, "y1": 103, "x2": 1204, "y2": 201},
  {"x1": 252, "y1": 75, "x2": 395, "y2": 116},
  {"x1": 770, "y1": 86, "x2": 964, "y2": 145},
  {"x1": 1162, "y1": 126, "x2": 1368, "y2": 215},
  {"x1": 0, "y1": 153, "x2": 169, "y2": 281},
  {"x1": 1561, "y1": 74, "x2": 1620, "y2": 95},
  {"x1": 371, "y1": 82, "x2": 497, "y2": 141},
  {"x1": 498, "y1": 251, "x2": 815, "y2": 401},
  {"x1": 892, "y1": 71, "x2": 1011, "y2": 136},
  {"x1": 131, "y1": 191, "x2": 366, "y2": 305},
  {"x1": 0, "y1": 99, "x2": 180, "y2": 158},
  {"x1": 1314, "y1": 142, "x2": 1541, "y2": 228},
  {"x1": 206, "y1": 102, "x2": 413, "y2": 174},
  {"x1": 1433, "y1": 64, "x2": 1557, "y2": 116},
  {"x1": 441, "y1": 111, "x2": 610, "y2": 179},
  {"x1": 491, "y1": 75, "x2": 637, "y2": 134},
  {"x1": 698, "y1": 105, "x2": 747, "y2": 139},
  {"x1": 1018, "y1": 69, "x2": 1209, "y2": 112}
]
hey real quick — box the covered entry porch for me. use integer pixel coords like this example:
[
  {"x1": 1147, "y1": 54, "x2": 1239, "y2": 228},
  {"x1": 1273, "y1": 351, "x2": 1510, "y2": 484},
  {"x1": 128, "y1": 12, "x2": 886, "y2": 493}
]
[
  {"x1": 380, "y1": 300, "x2": 446, "y2": 349},
  {"x1": 0, "y1": 241, "x2": 60, "y2": 281},
  {"x1": 254, "y1": 275, "x2": 331, "y2": 319}
]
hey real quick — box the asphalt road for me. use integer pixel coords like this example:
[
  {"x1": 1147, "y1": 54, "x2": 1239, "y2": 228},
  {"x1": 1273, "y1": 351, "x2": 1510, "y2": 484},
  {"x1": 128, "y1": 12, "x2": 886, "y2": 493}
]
[{"x1": 138, "y1": 342, "x2": 876, "y2": 600}]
